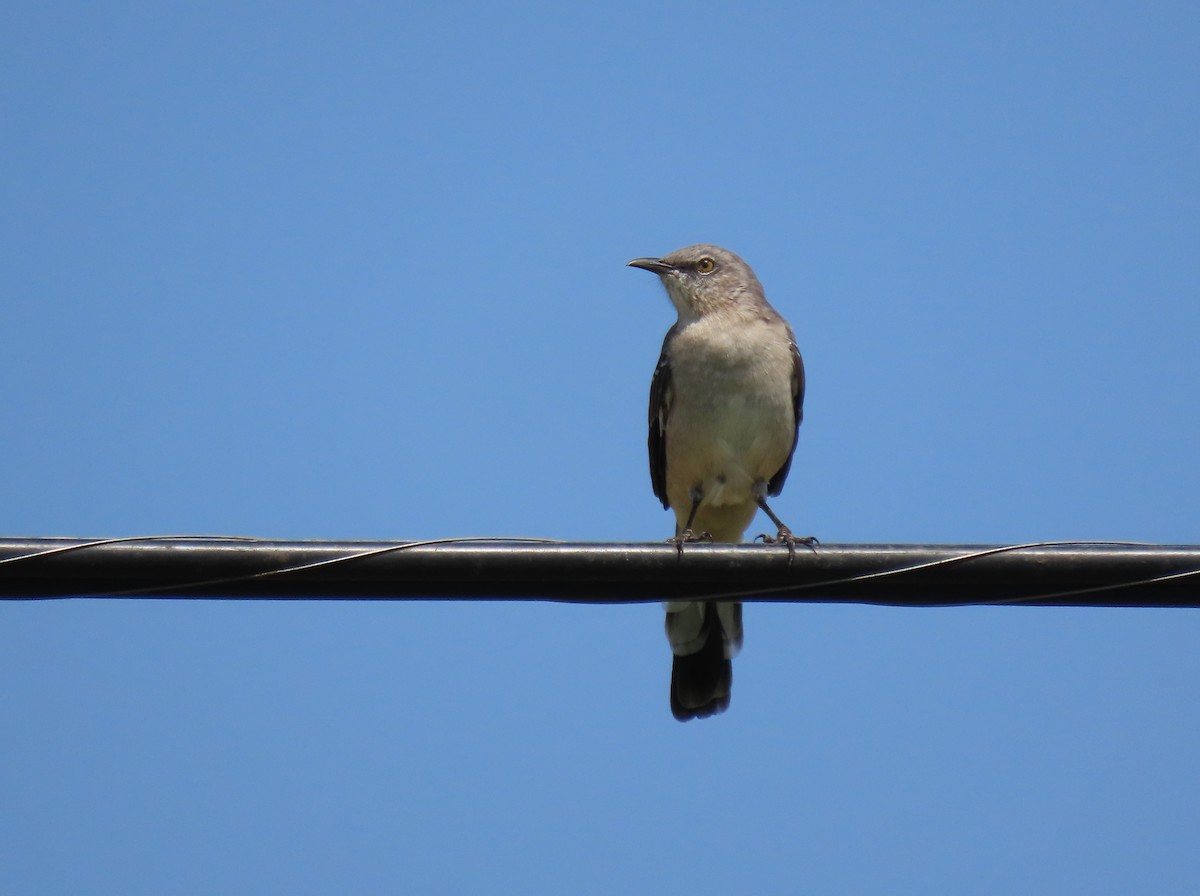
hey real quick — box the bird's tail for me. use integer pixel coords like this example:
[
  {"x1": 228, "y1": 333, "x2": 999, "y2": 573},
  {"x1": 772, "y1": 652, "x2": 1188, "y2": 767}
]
[{"x1": 666, "y1": 600, "x2": 743, "y2": 721}]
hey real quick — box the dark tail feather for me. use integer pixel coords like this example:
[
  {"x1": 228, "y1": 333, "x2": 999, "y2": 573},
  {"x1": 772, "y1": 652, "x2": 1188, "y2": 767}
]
[{"x1": 670, "y1": 607, "x2": 733, "y2": 721}]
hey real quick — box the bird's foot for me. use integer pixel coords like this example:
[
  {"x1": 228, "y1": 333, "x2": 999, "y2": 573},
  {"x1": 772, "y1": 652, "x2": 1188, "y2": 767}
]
[
  {"x1": 755, "y1": 527, "x2": 819, "y2": 562},
  {"x1": 668, "y1": 529, "x2": 713, "y2": 556}
]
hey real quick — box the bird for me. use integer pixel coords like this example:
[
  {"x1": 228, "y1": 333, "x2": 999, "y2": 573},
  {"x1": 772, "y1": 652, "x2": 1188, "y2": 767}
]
[{"x1": 627, "y1": 244, "x2": 809, "y2": 721}]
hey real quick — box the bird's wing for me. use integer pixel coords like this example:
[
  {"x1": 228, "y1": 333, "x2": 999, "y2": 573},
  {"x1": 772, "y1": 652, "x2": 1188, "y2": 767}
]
[
  {"x1": 648, "y1": 326, "x2": 676, "y2": 509},
  {"x1": 767, "y1": 333, "x2": 805, "y2": 497}
]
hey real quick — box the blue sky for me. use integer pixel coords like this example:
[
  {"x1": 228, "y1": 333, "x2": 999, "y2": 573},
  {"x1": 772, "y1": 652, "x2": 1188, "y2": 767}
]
[{"x1": 3, "y1": 2, "x2": 1199, "y2": 893}]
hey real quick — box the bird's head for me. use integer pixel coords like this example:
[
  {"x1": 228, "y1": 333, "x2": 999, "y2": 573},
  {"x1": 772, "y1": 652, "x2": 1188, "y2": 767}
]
[{"x1": 627, "y1": 244, "x2": 764, "y2": 321}]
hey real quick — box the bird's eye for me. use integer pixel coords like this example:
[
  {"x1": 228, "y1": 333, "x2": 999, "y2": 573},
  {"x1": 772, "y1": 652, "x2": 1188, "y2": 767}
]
[{"x1": 696, "y1": 257, "x2": 716, "y2": 273}]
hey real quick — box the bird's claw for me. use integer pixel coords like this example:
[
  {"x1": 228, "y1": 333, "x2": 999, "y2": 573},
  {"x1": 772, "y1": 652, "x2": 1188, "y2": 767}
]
[
  {"x1": 755, "y1": 528, "x2": 819, "y2": 563},
  {"x1": 668, "y1": 529, "x2": 713, "y2": 556}
]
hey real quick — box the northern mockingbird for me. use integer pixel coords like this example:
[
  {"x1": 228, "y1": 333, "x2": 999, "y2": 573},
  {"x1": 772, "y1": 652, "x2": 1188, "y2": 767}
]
[{"x1": 628, "y1": 244, "x2": 810, "y2": 721}]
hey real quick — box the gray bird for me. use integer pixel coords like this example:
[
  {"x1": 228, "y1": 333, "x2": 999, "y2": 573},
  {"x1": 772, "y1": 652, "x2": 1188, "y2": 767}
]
[{"x1": 628, "y1": 244, "x2": 809, "y2": 721}]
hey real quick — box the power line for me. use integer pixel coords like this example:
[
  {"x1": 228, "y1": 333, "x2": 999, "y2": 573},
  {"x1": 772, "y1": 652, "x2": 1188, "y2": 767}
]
[{"x1": 2, "y1": 536, "x2": 1198, "y2": 606}]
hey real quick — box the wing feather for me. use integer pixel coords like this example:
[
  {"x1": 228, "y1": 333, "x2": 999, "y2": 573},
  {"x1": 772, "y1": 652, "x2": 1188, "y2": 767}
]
[
  {"x1": 648, "y1": 327, "x2": 676, "y2": 509},
  {"x1": 767, "y1": 332, "x2": 804, "y2": 497}
]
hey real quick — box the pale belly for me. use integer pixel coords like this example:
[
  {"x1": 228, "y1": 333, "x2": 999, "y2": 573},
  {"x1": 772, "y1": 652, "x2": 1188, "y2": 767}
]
[
  {"x1": 664, "y1": 388, "x2": 794, "y2": 513},
  {"x1": 659, "y1": 313, "x2": 798, "y2": 541}
]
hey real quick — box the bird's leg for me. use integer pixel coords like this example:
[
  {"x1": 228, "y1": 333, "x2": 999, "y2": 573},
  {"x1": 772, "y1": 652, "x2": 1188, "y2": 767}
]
[
  {"x1": 682, "y1": 487, "x2": 702, "y2": 536},
  {"x1": 668, "y1": 488, "x2": 711, "y2": 555},
  {"x1": 755, "y1": 496, "x2": 818, "y2": 561}
]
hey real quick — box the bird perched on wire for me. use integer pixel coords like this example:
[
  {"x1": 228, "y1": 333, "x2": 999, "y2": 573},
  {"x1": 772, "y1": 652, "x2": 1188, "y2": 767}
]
[{"x1": 628, "y1": 244, "x2": 811, "y2": 721}]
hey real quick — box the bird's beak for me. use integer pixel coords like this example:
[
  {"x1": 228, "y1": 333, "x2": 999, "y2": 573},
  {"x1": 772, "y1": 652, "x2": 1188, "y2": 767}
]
[{"x1": 627, "y1": 257, "x2": 674, "y2": 275}]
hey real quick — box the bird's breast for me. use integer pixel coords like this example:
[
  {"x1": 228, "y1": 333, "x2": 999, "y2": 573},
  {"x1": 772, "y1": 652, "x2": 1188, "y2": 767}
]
[{"x1": 664, "y1": 318, "x2": 795, "y2": 508}]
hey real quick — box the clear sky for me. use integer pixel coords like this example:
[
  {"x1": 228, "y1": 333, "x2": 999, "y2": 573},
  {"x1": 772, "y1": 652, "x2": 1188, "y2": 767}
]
[{"x1": 3, "y1": 2, "x2": 1199, "y2": 893}]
